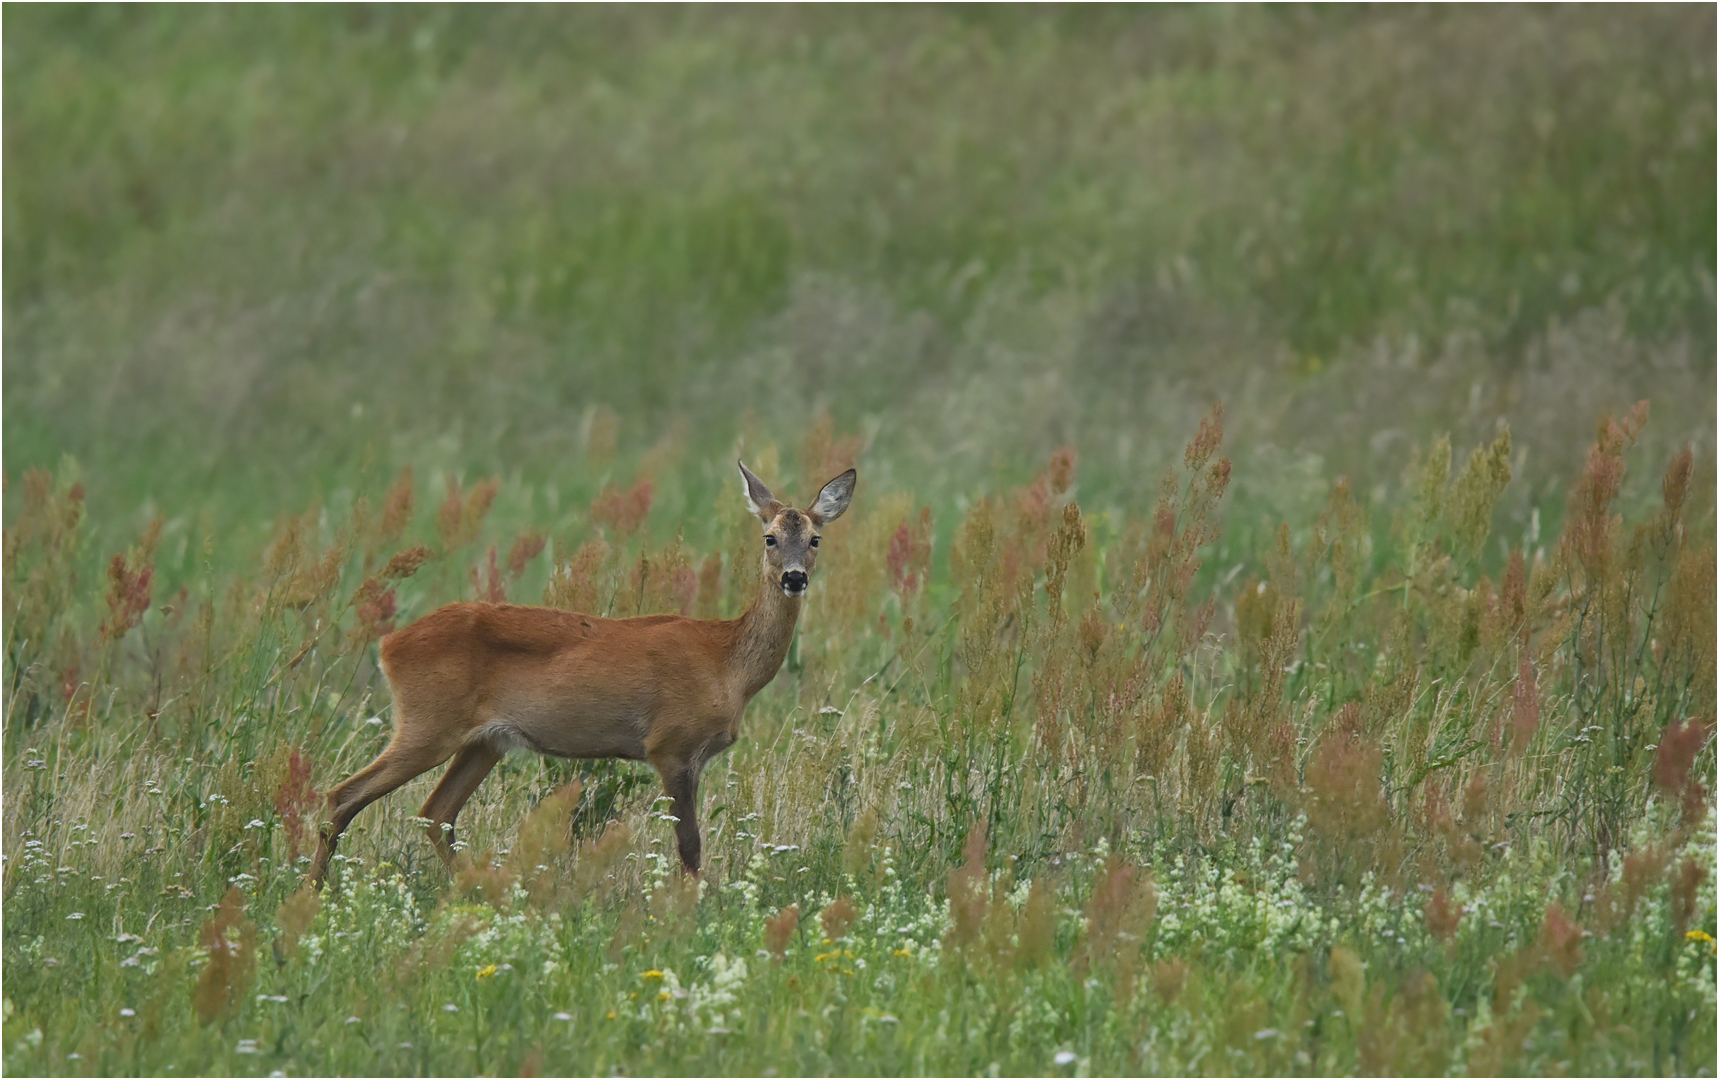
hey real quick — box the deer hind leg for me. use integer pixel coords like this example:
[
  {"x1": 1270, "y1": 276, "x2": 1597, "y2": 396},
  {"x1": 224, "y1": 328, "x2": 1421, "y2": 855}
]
[
  {"x1": 417, "y1": 742, "x2": 503, "y2": 870},
  {"x1": 310, "y1": 731, "x2": 463, "y2": 888}
]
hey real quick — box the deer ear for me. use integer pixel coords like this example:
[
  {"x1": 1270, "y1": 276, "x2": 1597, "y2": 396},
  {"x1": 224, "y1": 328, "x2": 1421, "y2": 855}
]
[
  {"x1": 807, "y1": 468, "x2": 856, "y2": 526},
  {"x1": 738, "y1": 460, "x2": 783, "y2": 523}
]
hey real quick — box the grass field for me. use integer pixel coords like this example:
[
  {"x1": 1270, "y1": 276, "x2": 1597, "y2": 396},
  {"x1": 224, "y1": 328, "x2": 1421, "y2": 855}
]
[{"x1": 4, "y1": 6, "x2": 1715, "y2": 1076}]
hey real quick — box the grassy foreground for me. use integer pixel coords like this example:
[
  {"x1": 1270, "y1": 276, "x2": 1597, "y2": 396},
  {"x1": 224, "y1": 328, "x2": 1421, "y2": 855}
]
[
  {"x1": 3, "y1": 408, "x2": 1715, "y2": 1075},
  {"x1": 3, "y1": 5, "x2": 1715, "y2": 1077}
]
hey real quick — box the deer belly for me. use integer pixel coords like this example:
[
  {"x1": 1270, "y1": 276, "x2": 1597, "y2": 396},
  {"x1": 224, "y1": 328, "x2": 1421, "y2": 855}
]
[
  {"x1": 476, "y1": 708, "x2": 648, "y2": 761},
  {"x1": 475, "y1": 667, "x2": 660, "y2": 759}
]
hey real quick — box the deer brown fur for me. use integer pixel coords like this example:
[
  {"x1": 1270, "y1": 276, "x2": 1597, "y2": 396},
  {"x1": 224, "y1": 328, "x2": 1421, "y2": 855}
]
[{"x1": 310, "y1": 461, "x2": 856, "y2": 886}]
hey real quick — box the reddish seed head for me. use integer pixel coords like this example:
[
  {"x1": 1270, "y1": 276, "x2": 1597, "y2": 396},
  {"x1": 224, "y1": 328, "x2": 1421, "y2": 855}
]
[
  {"x1": 590, "y1": 477, "x2": 653, "y2": 535},
  {"x1": 1653, "y1": 718, "x2": 1713, "y2": 794},
  {"x1": 763, "y1": 904, "x2": 799, "y2": 962},
  {"x1": 1662, "y1": 445, "x2": 1694, "y2": 518},
  {"x1": 1425, "y1": 887, "x2": 1462, "y2": 943},
  {"x1": 819, "y1": 896, "x2": 857, "y2": 941},
  {"x1": 1538, "y1": 902, "x2": 1583, "y2": 977},
  {"x1": 1151, "y1": 958, "x2": 1189, "y2": 1003},
  {"x1": 381, "y1": 543, "x2": 431, "y2": 581},
  {"x1": 470, "y1": 546, "x2": 507, "y2": 604},
  {"x1": 1671, "y1": 858, "x2": 1706, "y2": 936},
  {"x1": 944, "y1": 821, "x2": 991, "y2": 952},
  {"x1": 192, "y1": 887, "x2": 257, "y2": 1025},
  {"x1": 101, "y1": 553, "x2": 154, "y2": 642},
  {"x1": 887, "y1": 522, "x2": 914, "y2": 592},
  {"x1": 1184, "y1": 401, "x2": 1224, "y2": 471},
  {"x1": 354, "y1": 581, "x2": 398, "y2": 638},
  {"x1": 437, "y1": 476, "x2": 501, "y2": 549},
  {"x1": 437, "y1": 476, "x2": 465, "y2": 546},
  {"x1": 1047, "y1": 447, "x2": 1077, "y2": 497},
  {"x1": 467, "y1": 479, "x2": 500, "y2": 528},
  {"x1": 1563, "y1": 404, "x2": 1649, "y2": 578},
  {"x1": 1652, "y1": 718, "x2": 1714, "y2": 821},
  {"x1": 506, "y1": 532, "x2": 547, "y2": 578},
  {"x1": 1617, "y1": 846, "x2": 1670, "y2": 921},
  {"x1": 274, "y1": 749, "x2": 320, "y2": 863},
  {"x1": 885, "y1": 509, "x2": 933, "y2": 598},
  {"x1": 378, "y1": 467, "x2": 415, "y2": 542}
]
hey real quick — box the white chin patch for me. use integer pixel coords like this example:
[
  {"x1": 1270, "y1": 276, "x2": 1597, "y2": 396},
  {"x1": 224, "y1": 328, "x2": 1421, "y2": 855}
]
[{"x1": 782, "y1": 584, "x2": 807, "y2": 597}]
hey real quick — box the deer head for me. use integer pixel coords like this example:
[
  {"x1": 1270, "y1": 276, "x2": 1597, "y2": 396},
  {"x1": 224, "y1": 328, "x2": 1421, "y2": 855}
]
[{"x1": 738, "y1": 460, "x2": 856, "y2": 597}]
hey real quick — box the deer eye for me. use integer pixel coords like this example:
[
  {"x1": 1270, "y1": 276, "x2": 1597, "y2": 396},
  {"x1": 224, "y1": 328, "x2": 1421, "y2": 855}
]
[
  {"x1": 809, "y1": 536, "x2": 820, "y2": 548},
  {"x1": 764, "y1": 535, "x2": 777, "y2": 547}
]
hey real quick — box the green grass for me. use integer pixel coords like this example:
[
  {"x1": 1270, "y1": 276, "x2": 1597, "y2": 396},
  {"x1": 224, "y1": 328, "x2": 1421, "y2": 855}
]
[
  {"x1": 4, "y1": 6, "x2": 1715, "y2": 1076},
  {"x1": 5, "y1": 413, "x2": 1714, "y2": 1075}
]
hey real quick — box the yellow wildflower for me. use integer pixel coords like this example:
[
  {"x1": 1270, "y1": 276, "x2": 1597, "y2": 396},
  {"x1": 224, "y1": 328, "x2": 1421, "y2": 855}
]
[
  {"x1": 641, "y1": 970, "x2": 664, "y2": 980},
  {"x1": 1687, "y1": 930, "x2": 1715, "y2": 943},
  {"x1": 475, "y1": 964, "x2": 498, "y2": 980}
]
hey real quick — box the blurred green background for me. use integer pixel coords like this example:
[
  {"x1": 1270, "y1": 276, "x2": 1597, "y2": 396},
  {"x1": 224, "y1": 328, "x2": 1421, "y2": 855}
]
[{"x1": 5, "y1": 4, "x2": 1714, "y2": 557}]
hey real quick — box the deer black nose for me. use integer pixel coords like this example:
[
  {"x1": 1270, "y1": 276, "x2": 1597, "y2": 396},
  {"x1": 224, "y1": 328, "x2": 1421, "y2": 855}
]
[{"x1": 781, "y1": 570, "x2": 808, "y2": 594}]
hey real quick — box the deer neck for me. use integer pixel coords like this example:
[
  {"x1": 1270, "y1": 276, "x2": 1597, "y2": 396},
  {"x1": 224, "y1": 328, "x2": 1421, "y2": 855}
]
[{"x1": 733, "y1": 570, "x2": 804, "y2": 700}]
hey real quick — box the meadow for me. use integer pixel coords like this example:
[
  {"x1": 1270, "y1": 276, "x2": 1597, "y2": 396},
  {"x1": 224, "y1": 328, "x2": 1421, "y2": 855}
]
[{"x1": 4, "y1": 6, "x2": 1715, "y2": 1076}]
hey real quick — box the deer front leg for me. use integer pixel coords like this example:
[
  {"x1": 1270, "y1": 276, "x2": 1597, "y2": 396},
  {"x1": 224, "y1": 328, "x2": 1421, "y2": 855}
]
[{"x1": 652, "y1": 756, "x2": 704, "y2": 875}]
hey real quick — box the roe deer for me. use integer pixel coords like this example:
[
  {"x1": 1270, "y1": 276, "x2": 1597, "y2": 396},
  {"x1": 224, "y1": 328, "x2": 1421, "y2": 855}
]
[{"x1": 310, "y1": 461, "x2": 856, "y2": 887}]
